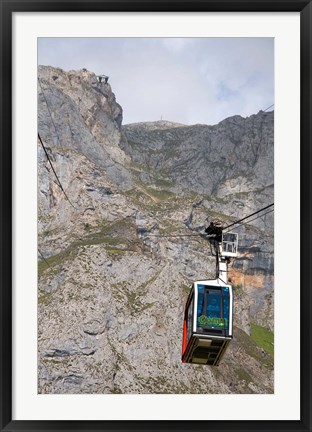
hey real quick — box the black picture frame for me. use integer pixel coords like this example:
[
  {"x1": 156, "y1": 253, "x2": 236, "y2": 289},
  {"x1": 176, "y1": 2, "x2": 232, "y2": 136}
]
[{"x1": 1, "y1": 1, "x2": 311, "y2": 431}]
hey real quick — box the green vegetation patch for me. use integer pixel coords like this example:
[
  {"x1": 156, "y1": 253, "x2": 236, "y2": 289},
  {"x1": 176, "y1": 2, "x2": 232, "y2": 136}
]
[
  {"x1": 38, "y1": 291, "x2": 53, "y2": 306},
  {"x1": 232, "y1": 284, "x2": 243, "y2": 292},
  {"x1": 81, "y1": 231, "x2": 126, "y2": 247},
  {"x1": 106, "y1": 248, "x2": 128, "y2": 256},
  {"x1": 123, "y1": 288, "x2": 154, "y2": 314},
  {"x1": 250, "y1": 323, "x2": 274, "y2": 357},
  {"x1": 203, "y1": 194, "x2": 227, "y2": 204},
  {"x1": 235, "y1": 367, "x2": 253, "y2": 383},
  {"x1": 206, "y1": 209, "x2": 233, "y2": 222},
  {"x1": 38, "y1": 219, "x2": 134, "y2": 277},
  {"x1": 154, "y1": 178, "x2": 175, "y2": 188},
  {"x1": 136, "y1": 272, "x2": 161, "y2": 294},
  {"x1": 234, "y1": 326, "x2": 273, "y2": 368},
  {"x1": 112, "y1": 274, "x2": 158, "y2": 315},
  {"x1": 38, "y1": 245, "x2": 78, "y2": 277},
  {"x1": 181, "y1": 283, "x2": 191, "y2": 294},
  {"x1": 131, "y1": 179, "x2": 175, "y2": 203},
  {"x1": 143, "y1": 185, "x2": 175, "y2": 201}
]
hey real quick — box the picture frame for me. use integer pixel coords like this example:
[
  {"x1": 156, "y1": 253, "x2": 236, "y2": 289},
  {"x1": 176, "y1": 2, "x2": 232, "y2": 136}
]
[{"x1": 1, "y1": 0, "x2": 311, "y2": 431}]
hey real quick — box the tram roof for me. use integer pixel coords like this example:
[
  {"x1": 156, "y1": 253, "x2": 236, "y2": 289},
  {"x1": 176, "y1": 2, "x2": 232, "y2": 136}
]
[{"x1": 193, "y1": 279, "x2": 232, "y2": 288}]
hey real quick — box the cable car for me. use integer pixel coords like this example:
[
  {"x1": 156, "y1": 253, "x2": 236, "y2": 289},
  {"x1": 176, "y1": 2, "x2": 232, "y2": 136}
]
[
  {"x1": 182, "y1": 280, "x2": 233, "y2": 365},
  {"x1": 182, "y1": 230, "x2": 237, "y2": 366}
]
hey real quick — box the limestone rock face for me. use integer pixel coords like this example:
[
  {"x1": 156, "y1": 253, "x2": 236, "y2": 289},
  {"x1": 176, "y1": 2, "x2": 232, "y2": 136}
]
[
  {"x1": 38, "y1": 66, "x2": 274, "y2": 395},
  {"x1": 38, "y1": 66, "x2": 131, "y2": 189},
  {"x1": 122, "y1": 112, "x2": 273, "y2": 200}
]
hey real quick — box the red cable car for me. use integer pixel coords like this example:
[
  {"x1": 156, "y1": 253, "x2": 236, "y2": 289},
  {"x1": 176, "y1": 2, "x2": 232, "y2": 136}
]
[
  {"x1": 182, "y1": 279, "x2": 233, "y2": 366},
  {"x1": 182, "y1": 232, "x2": 237, "y2": 366}
]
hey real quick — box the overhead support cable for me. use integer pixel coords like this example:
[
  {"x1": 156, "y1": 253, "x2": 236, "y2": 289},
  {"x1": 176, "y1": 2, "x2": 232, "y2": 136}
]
[
  {"x1": 222, "y1": 203, "x2": 274, "y2": 231},
  {"x1": 38, "y1": 77, "x2": 62, "y2": 147},
  {"x1": 223, "y1": 209, "x2": 274, "y2": 233},
  {"x1": 145, "y1": 204, "x2": 274, "y2": 239},
  {"x1": 38, "y1": 248, "x2": 50, "y2": 266},
  {"x1": 263, "y1": 103, "x2": 274, "y2": 112},
  {"x1": 38, "y1": 133, "x2": 77, "y2": 210}
]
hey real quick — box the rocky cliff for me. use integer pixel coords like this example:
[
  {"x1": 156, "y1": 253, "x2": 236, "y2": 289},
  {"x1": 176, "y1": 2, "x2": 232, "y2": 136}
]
[{"x1": 38, "y1": 66, "x2": 274, "y2": 394}]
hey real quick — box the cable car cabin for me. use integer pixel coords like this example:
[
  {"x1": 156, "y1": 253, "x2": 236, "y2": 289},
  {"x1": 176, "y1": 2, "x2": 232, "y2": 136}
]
[{"x1": 182, "y1": 280, "x2": 233, "y2": 366}]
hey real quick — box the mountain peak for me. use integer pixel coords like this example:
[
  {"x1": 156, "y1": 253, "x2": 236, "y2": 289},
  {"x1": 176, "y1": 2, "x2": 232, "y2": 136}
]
[{"x1": 124, "y1": 120, "x2": 187, "y2": 131}]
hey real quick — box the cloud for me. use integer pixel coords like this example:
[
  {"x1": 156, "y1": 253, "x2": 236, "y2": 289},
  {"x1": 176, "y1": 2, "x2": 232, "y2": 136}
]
[
  {"x1": 161, "y1": 38, "x2": 194, "y2": 53},
  {"x1": 38, "y1": 37, "x2": 274, "y2": 125}
]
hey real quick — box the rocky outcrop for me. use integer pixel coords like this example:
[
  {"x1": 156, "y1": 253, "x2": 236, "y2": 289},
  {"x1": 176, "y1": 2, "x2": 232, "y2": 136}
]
[
  {"x1": 38, "y1": 66, "x2": 131, "y2": 189},
  {"x1": 122, "y1": 112, "x2": 273, "y2": 207},
  {"x1": 38, "y1": 66, "x2": 274, "y2": 394}
]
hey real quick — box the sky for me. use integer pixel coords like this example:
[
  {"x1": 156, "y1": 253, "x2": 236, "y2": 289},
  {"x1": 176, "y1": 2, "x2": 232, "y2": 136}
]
[{"x1": 38, "y1": 38, "x2": 274, "y2": 126}]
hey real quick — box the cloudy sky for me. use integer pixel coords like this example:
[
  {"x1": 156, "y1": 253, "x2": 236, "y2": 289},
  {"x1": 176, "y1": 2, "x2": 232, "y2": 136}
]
[{"x1": 38, "y1": 38, "x2": 274, "y2": 126}]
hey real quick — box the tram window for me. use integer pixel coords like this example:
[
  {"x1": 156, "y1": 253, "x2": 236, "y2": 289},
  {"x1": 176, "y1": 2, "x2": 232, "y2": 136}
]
[
  {"x1": 197, "y1": 285, "x2": 205, "y2": 320},
  {"x1": 187, "y1": 296, "x2": 194, "y2": 343},
  {"x1": 197, "y1": 287, "x2": 227, "y2": 329},
  {"x1": 222, "y1": 287, "x2": 230, "y2": 329},
  {"x1": 206, "y1": 290, "x2": 221, "y2": 319}
]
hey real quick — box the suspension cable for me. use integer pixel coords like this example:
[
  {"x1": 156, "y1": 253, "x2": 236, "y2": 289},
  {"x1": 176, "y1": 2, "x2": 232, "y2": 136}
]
[
  {"x1": 38, "y1": 248, "x2": 50, "y2": 266},
  {"x1": 38, "y1": 77, "x2": 62, "y2": 147},
  {"x1": 143, "y1": 203, "x2": 274, "y2": 239},
  {"x1": 38, "y1": 133, "x2": 77, "y2": 210},
  {"x1": 263, "y1": 103, "x2": 274, "y2": 112},
  {"x1": 223, "y1": 208, "x2": 274, "y2": 233},
  {"x1": 222, "y1": 203, "x2": 274, "y2": 231}
]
